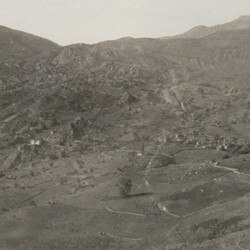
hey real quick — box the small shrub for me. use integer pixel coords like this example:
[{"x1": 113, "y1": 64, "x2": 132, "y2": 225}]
[
  {"x1": 117, "y1": 177, "x2": 132, "y2": 197},
  {"x1": 48, "y1": 153, "x2": 59, "y2": 160}
]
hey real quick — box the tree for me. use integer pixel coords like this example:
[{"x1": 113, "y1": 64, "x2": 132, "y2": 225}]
[{"x1": 117, "y1": 177, "x2": 132, "y2": 197}]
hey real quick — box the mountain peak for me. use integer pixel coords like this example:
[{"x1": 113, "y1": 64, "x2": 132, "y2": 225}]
[
  {"x1": 238, "y1": 15, "x2": 250, "y2": 21},
  {"x1": 162, "y1": 15, "x2": 250, "y2": 40}
]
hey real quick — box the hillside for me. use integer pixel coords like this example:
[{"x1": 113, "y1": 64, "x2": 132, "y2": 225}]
[
  {"x1": 0, "y1": 25, "x2": 60, "y2": 63},
  {"x1": 162, "y1": 15, "x2": 250, "y2": 39},
  {"x1": 1, "y1": 17, "x2": 250, "y2": 250}
]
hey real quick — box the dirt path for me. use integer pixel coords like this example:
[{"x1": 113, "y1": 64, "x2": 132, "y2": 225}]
[
  {"x1": 236, "y1": 242, "x2": 249, "y2": 250},
  {"x1": 213, "y1": 162, "x2": 250, "y2": 177},
  {"x1": 144, "y1": 143, "x2": 165, "y2": 188},
  {"x1": 105, "y1": 206, "x2": 147, "y2": 217},
  {"x1": 99, "y1": 232, "x2": 143, "y2": 242},
  {"x1": 156, "y1": 203, "x2": 180, "y2": 218}
]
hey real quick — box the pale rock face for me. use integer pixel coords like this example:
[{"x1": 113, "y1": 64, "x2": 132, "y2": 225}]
[
  {"x1": 162, "y1": 88, "x2": 179, "y2": 106},
  {"x1": 162, "y1": 84, "x2": 187, "y2": 108}
]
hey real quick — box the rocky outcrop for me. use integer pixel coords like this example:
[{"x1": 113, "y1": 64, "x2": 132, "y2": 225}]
[{"x1": 117, "y1": 92, "x2": 139, "y2": 106}]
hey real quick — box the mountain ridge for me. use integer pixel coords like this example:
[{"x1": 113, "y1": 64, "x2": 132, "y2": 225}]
[
  {"x1": 1, "y1": 15, "x2": 250, "y2": 47},
  {"x1": 161, "y1": 15, "x2": 250, "y2": 39},
  {"x1": 0, "y1": 25, "x2": 60, "y2": 64}
]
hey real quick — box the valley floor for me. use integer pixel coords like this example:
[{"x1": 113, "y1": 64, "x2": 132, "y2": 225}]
[{"x1": 1, "y1": 140, "x2": 250, "y2": 250}]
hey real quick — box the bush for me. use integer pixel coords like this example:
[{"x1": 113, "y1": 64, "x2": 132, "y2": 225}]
[
  {"x1": 117, "y1": 177, "x2": 132, "y2": 197},
  {"x1": 48, "y1": 152, "x2": 59, "y2": 160}
]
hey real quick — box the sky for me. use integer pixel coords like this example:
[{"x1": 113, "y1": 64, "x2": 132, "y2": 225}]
[{"x1": 0, "y1": 0, "x2": 250, "y2": 45}]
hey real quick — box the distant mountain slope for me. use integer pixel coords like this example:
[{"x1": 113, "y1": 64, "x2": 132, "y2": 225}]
[
  {"x1": 0, "y1": 25, "x2": 60, "y2": 63},
  {"x1": 1, "y1": 17, "x2": 250, "y2": 147},
  {"x1": 52, "y1": 28, "x2": 250, "y2": 86},
  {"x1": 162, "y1": 15, "x2": 250, "y2": 39}
]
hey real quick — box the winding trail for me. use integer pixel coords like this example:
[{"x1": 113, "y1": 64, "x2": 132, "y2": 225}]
[
  {"x1": 105, "y1": 206, "x2": 146, "y2": 217},
  {"x1": 212, "y1": 162, "x2": 250, "y2": 177},
  {"x1": 99, "y1": 232, "x2": 143, "y2": 241},
  {"x1": 144, "y1": 143, "x2": 165, "y2": 188},
  {"x1": 236, "y1": 242, "x2": 249, "y2": 250},
  {"x1": 156, "y1": 203, "x2": 180, "y2": 218}
]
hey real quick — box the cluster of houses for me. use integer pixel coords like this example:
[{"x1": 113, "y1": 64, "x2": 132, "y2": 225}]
[
  {"x1": 194, "y1": 135, "x2": 250, "y2": 153},
  {"x1": 156, "y1": 129, "x2": 250, "y2": 154}
]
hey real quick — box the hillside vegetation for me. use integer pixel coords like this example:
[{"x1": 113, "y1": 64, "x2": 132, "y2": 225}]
[{"x1": 1, "y1": 16, "x2": 250, "y2": 250}]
